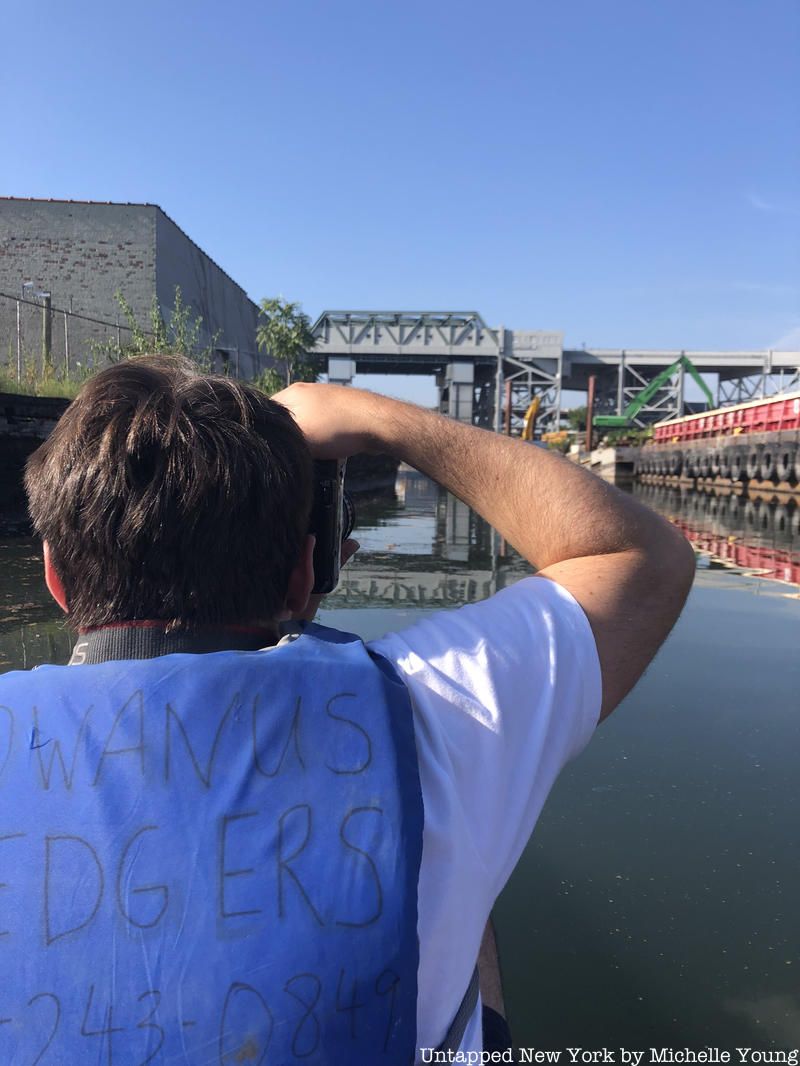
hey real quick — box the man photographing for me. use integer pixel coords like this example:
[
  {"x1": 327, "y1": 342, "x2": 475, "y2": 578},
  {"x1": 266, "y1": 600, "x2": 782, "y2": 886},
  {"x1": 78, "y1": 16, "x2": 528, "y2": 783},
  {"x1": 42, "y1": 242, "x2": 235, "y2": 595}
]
[{"x1": 0, "y1": 355, "x2": 694, "y2": 1063}]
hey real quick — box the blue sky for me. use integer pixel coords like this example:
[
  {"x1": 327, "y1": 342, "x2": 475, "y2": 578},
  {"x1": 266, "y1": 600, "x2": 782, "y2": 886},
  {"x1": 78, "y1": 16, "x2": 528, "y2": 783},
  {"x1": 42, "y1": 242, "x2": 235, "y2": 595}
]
[{"x1": 2, "y1": 0, "x2": 798, "y2": 404}]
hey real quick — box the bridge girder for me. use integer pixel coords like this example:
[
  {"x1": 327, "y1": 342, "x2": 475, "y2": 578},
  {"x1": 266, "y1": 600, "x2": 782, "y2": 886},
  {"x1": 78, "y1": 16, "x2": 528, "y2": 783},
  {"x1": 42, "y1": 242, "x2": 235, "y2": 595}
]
[
  {"x1": 311, "y1": 310, "x2": 800, "y2": 433},
  {"x1": 313, "y1": 310, "x2": 499, "y2": 359}
]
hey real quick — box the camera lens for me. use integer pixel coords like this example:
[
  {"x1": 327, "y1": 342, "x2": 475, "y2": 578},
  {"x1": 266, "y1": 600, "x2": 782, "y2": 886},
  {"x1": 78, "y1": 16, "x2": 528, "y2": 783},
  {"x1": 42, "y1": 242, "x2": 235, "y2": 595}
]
[{"x1": 342, "y1": 492, "x2": 356, "y2": 541}]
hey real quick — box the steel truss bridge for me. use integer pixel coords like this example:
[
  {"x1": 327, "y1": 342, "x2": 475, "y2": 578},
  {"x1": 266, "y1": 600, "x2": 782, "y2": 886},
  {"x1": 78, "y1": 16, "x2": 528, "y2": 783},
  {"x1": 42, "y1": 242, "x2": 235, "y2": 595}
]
[{"x1": 311, "y1": 310, "x2": 800, "y2": 434}]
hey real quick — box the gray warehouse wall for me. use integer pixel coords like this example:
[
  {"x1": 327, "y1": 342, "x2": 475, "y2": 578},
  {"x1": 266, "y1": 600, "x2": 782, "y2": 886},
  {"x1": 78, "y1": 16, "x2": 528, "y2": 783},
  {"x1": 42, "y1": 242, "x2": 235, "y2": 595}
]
[
  {"x1": 0, "y1": 199, "x2": 261, "y2": 382},
  {"x1": 0, "y1": 200, "x2": 156, "y2": 375},
  {"x1": 155, "y1": 210, "x2": 260, "y2": 379}
]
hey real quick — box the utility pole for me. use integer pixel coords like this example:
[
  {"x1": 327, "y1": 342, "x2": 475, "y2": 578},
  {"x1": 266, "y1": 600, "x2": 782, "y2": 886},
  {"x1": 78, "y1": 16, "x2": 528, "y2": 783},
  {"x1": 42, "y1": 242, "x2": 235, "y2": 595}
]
[
  {"x1": 41, "y1": 293, "x2": 52, "y2": 373},
  {"x1": 64, "y1": 309, "x2": 70, "y2": 377},
  {"x1": 16, "y1": 300, "x2": 22, "y2": 382},
  {"x1": 586, "y1": 373, "x2": 597, "y2": 454}
]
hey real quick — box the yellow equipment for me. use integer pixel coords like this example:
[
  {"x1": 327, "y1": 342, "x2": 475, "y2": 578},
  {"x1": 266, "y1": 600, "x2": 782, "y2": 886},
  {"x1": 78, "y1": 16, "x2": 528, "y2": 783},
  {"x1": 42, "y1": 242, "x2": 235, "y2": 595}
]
[{"x1": 521, "y1": 396, "x2": 541, "y2": 441}]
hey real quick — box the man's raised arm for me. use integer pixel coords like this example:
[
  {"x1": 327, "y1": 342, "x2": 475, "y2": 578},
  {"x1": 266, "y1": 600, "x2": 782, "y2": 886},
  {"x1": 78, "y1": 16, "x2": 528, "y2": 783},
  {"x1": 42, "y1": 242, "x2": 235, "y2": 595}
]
[{"x1": 274, "y1": 383, "x2": 696, "y2": 720}]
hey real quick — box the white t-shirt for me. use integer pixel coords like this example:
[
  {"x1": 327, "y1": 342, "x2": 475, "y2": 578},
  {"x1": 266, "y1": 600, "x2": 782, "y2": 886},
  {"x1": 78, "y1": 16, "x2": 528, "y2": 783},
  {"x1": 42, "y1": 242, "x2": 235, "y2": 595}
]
[{"x1": 369, "y1": 575, "x2": 603, "y2": 1059}]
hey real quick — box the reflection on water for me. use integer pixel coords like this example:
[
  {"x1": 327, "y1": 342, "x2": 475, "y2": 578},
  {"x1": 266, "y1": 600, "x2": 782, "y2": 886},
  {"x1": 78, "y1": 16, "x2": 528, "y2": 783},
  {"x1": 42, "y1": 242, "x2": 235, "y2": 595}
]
[
  {"x1": 0, "y1": 539, "x2": 74, "y2": 671},
  {"x1": 327, "y1": 469, "x2": 528, "y2": 610},
  {"x1": 633, "y1": 483, "x2": 800, "y2": 588},
  {"x1": 0, "y1": 468, "x2": 798, "y2": 1048},
  {"x1": 350, "y1": 467, "x2": 495, "y2": 564}
]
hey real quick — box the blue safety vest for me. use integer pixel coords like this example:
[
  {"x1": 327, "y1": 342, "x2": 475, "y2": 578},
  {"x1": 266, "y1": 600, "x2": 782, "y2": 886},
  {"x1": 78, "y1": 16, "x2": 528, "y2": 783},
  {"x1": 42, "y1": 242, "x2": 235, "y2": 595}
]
[{"x1": 0, "y1": 623, "x2": 424, "y2": 1065}]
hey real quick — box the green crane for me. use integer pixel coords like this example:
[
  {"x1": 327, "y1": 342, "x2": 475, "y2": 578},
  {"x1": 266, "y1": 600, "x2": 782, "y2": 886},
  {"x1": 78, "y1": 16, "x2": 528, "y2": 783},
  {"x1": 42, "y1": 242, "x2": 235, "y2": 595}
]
[{"x1": 593, "y1": 354, "x2": 714, "y2": 429}]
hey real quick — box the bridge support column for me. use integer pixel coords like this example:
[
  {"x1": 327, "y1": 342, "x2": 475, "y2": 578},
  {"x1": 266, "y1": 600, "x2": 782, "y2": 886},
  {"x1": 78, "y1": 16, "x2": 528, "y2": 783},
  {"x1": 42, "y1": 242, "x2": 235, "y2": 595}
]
[
  {"x1": 616, "y1": 350, "x2": 626, "y2": 416},
  {"x1": 494, "y1": 331, "x2": 504, "y2": 433},
  {"x1": 327, "y1": 356, "x2": 355, "y2": 385},
  {"x1": 442, "y1": 360, "x2": 474, "y2": 423}
]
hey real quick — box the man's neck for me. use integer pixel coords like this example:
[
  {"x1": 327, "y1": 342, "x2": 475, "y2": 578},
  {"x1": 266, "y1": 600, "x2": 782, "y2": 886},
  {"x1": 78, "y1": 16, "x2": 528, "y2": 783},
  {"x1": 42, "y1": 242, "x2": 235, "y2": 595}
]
[{"x1": 69, "y1": 621, "x2": 283, "y2": 665}]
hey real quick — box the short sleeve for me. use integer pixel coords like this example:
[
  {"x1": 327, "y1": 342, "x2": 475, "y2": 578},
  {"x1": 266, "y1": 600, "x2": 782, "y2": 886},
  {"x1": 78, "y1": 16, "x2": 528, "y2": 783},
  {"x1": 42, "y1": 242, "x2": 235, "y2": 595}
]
[{"x1": 369, "y1": 574, "x2": 602, "y2": 896}]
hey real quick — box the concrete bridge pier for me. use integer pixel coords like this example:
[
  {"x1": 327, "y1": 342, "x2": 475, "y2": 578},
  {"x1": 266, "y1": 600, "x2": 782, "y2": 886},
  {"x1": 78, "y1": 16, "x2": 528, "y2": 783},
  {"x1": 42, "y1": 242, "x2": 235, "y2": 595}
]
[
  {"x1": 439, "y1": 360, "x2": 475, "y2": 423},
  {"x1": 327, "y1": 356, "x2": 356, "y2": 386},
  {"x1": 326, "y1": 353, "x2": 478, "y2": 425}
]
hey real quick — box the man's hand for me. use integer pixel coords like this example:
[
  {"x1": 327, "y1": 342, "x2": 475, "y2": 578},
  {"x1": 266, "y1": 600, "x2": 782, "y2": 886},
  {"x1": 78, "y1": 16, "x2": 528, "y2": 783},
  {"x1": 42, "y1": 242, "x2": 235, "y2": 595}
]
[
  {"x1": 272, "y1": 382, "x2": 384, "y2": 459},
  {"x1": 275, "y1": 382, "x2": 695, "y2": 720}
]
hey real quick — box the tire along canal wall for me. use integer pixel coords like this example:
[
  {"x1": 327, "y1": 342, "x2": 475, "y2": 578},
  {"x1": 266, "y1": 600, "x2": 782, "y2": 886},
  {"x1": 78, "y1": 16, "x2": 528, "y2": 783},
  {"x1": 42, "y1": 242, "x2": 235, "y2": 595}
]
[{"x1": 586, "y1": 392, "x2": 800, "y2": 500}]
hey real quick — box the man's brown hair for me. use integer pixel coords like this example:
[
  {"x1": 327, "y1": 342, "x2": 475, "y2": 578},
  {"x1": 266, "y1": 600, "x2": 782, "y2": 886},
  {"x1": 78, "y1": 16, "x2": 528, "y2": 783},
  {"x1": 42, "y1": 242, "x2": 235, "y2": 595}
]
[{"x1": 25, "y1": 356, "x2": 313, "y2": 630}]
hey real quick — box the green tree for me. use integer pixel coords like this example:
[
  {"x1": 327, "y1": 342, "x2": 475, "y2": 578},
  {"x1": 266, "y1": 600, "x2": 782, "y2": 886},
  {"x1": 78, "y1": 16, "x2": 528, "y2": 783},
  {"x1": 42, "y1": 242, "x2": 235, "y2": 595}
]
[
  {"x1": 565, "y1": 406, "x2": 588, "y2": 432},
  {"x1": 255, "y1": 297, "x2": 320, "y2": 395}
]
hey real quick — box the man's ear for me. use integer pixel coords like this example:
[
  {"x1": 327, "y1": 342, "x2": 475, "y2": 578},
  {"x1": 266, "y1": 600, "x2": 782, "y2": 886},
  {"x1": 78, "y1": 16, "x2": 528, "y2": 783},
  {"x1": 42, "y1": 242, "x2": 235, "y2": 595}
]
[
  {"x1": 43, "y1": 541, "x2": 68, "y2": 614},
  {"x1": 284, "y1": 535, "x2": 316, "y2": 616}
]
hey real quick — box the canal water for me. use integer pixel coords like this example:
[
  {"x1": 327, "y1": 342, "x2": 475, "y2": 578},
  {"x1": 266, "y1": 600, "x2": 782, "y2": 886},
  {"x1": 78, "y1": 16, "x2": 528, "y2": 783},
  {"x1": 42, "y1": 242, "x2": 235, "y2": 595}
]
[{"x1": 1, "y1": 470, "x2": 798, "y2": 1051}]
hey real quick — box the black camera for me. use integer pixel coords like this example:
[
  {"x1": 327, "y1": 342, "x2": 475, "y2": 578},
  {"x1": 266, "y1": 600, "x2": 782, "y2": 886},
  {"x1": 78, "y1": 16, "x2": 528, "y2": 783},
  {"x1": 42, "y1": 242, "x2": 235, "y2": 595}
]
[{"x1": 309, "y1": 460, "x2": 356, "y2": 594}]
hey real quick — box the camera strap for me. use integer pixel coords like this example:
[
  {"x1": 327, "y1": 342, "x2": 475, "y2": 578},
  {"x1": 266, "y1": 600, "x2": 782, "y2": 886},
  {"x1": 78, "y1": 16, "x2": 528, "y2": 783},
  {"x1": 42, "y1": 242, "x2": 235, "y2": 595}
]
[{"x1": 436, "y1": 966, "x2": 480, "y2": 1054}]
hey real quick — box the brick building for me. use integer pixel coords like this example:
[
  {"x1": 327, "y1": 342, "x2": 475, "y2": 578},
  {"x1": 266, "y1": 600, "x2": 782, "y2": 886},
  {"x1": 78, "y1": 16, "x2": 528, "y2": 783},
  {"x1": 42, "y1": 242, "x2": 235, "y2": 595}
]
[{"x1": 0, "y1": 198, "x2": 261, "y2": 378}]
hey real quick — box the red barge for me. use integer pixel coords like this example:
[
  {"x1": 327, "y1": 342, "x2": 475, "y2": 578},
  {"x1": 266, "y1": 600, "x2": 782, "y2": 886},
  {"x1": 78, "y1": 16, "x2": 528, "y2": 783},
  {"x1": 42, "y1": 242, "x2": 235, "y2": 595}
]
[{"x1": 636, "y1": 391, "x2": 800, "y2": 492}]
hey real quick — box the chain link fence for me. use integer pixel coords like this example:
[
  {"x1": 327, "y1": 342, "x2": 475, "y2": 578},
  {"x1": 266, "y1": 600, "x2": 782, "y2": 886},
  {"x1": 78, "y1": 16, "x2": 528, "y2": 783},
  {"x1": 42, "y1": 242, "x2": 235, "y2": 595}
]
[{"x1": 0, "y1": 291, "x2": 264, "y2": 391}]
